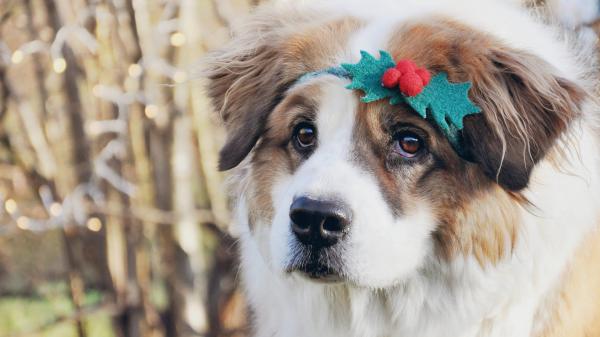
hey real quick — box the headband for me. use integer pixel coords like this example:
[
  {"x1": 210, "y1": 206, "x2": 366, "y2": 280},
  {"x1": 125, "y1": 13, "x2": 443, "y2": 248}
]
[{"x1": 298, "y1": 50, "x2": 481, "y2": 153}]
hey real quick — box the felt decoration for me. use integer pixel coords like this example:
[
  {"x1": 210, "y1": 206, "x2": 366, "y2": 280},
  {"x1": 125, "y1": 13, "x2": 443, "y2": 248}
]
[
  {"x1": 403, "y1": 72, "x2": 480, "y2": 140},
  {"x1": 399, "y1": 72, "x2": 425, "y2": 97},
  {"x1": 395, "y1": 59, "x2": 417, "y2": 74},
  {"x1": 382, "y1": 68, "x2": 402, "y2": 88},
  {"x1": 297, "y1": 50, "x2": 481, "y2": 151},
  {"x1": 383, "y1": 61, "x2": 431, "y2": 96},
  {"x1": 341, "y1": 50, "x2": 397, "y2": 103},
  {"x1": 298, "y1": 66, "x2": 351, "y2": 83},
  {"x1": 415, "y1": 68, "x2": 431, "y2": 86}
]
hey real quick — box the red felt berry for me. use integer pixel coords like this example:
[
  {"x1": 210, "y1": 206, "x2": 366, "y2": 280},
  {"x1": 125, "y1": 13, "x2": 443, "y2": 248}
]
[
  {"x1": 415, "y1": 68, "x2": 431, "y2": 86},
  {"x1": 395, "y1": 59, "x2": 417, "y2": 75},
  {"x1": 382, "y1": 68, "x2": 402, "y2": 88},
  {"x1": 399, "y1": 72, "x2": 424, "y2": 97}
]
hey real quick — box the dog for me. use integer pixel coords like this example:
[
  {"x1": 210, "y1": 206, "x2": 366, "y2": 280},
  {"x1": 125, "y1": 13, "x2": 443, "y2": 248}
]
[{"x1": 203, "y1": 0, "x2": 600, "y2": 336}]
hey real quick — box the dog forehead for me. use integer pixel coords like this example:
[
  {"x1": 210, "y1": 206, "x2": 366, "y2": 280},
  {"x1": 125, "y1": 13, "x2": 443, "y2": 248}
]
[
  {"x1": 312, "y1": 78, "x2": 359, "y2": 145},
  {"x1": 320, "y1": 0, "x2": 578, "y2": 78}
]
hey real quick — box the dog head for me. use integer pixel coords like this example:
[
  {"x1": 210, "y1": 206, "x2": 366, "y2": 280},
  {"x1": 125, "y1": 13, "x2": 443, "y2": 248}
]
[{"x1": 204, "y1": 1, "x2": 584, "y2": 288}]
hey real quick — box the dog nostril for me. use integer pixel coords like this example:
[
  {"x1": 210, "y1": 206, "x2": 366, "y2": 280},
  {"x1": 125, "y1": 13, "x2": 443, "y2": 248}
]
[
  {"x1": 322, "y1": 217, "x2": 343, "y2": 234},
  {"x1": 290, "y1": 211, "x2": 312, "y2": 232},
  {"x1": 289, "y1": 196, "x2": 351, "y2": 248}
]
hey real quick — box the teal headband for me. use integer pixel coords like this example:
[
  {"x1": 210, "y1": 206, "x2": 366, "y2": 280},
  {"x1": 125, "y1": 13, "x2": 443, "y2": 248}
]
[{"x1": 298, "y1": 50, "x2": 481, "y2": 153}]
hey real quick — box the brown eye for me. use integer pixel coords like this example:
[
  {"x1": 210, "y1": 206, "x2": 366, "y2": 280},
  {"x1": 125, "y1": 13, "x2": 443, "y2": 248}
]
[
  {"x1": 393, "y1": 131, "x2": 423, "y2": 158},
  {"x1": 293, "y1": 123, "x2": 317, "y2": 150}
]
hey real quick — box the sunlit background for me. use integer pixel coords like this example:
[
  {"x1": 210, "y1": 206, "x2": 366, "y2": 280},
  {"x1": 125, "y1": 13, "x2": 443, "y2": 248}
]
[{"x1": 0, "y1": 0, "x2": 598, "y2": 336}]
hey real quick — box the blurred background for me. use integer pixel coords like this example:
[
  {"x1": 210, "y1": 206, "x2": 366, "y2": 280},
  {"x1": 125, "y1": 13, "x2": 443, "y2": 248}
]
[
  {"x1": 0, "y1": 0, "x2": 598, "y2": 337},
  {"x1": 0, "y1": 0, "x2": 262, "y2": 336}
]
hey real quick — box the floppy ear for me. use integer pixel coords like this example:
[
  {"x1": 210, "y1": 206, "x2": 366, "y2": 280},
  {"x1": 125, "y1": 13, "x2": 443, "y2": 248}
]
[
  {"x1": 204, "y1": 7, "x2": 324, "y2": 171},
  {"x1": 204, "y1": 35, "x2": 298, "y2": 171},
  {"x1": 206, "y1": 45, "x2": 293, "y2": 171},
  {"x1": 461, "y1": 48, "x2": 585, "y2": 191}
]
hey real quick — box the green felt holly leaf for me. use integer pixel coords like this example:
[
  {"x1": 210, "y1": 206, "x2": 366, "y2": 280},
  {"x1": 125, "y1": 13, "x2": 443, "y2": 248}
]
[
  {"x1": 341, "y1": 50, "x2": 403, "y2": 103},
  {"x1": 398, "y1": 73, "x2": 481, "y2": 136},
  {"x1": 339, "y1": 50, "x2": 481, "y2": 150}
]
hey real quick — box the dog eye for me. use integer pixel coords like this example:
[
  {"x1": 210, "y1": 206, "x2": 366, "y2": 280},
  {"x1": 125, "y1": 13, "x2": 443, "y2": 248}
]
[
  {"x1": 393, "y1": 131, "x2": 424, "y2": 158},
  {"x1": 293, "y1": 123, "x2": 317, "y2": 150}
]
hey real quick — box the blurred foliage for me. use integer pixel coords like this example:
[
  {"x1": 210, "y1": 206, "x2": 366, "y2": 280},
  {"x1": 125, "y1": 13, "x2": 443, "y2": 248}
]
[
  {"x1": 0, "y1": 286, "x2": 112, "y2": 337},
  {"x1": 0, "y1": 0, "x2": 264, "y2": 336}
]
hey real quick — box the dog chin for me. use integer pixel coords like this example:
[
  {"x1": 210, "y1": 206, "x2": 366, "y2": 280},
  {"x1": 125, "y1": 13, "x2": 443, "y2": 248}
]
[
  {"x1": 284, "y1": 244, "x2": 346, "y2": 284},
  {"x1": 291, "y1": 268, "x2": 345, "y2": 284}
]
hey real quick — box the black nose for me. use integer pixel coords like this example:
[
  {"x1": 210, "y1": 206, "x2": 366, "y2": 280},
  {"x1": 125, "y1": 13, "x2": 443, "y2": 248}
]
[{"x1": 289, "y1": 196, "x2": 352, "y2": 248}]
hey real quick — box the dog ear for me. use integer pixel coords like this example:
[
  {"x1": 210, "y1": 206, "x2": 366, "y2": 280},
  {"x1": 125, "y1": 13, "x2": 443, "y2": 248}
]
[
  {"x1": 203, "y1": 7, "x2": 317, "y2": 171},
  {"x1": 460, "y1": 48, "x2": 585, "y2": 191},
  {"x1": 205, "y1": 9, "x2": 360, "y2": 171},
  {"x1": 205, "y1": 41, "x2": 295, "y2": 171}
]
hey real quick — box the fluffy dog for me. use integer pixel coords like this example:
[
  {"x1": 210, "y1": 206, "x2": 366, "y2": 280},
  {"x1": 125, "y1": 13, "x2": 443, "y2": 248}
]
[{"x1": 204, "y1": 0, "x2": 600, "y2": 336}]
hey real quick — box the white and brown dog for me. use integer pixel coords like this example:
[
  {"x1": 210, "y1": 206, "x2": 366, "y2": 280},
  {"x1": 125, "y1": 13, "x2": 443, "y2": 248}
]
[{"x1": 204, "y1": 0, "x2": 600, "y2": 336}]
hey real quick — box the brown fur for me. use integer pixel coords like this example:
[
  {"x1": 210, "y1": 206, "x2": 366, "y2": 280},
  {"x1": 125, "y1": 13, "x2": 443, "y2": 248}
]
[
  {"x1": 438, "y1": 187, "x2": 521, "y2": 265},
  {"x1": 352, "y1": 99, "x2": 522, "y2": 264},
  {"x1": 387, "y1": 20, "x2": 584, "y2": 190},
  {"x1": 534, "y1": 225, "x2": 600, "y2": 337},
  {"x1": 246, "y1": 84, "x2": 323, "y2": 228},
  {"x1": 381, "y1": 20, "x2": 584, "y2": 264},
  {"x1": 204, "y1": 9, "x2": 361, "y2": 170}
]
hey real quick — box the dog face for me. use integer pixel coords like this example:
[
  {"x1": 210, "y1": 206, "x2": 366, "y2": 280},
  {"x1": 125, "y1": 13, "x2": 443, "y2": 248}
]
[{"x1": 205, "y1": 5, "x2": 583, "y2": 288}]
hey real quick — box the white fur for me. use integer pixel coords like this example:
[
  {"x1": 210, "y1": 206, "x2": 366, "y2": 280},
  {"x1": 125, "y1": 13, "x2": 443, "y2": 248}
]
[
  {"x1": 268, "y1": 78, "x2": 437, "y2": 287},
  {"x1": 228, "y1": 1, "x2": 600, "y2": 336},
  {"x1": 546, "y1": 0, "x2": 599, "y2": 27}
]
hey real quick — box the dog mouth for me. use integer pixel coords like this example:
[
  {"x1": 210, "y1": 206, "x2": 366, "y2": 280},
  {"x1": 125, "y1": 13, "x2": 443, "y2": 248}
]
[
  {"x1": 285, "y1": 245, "x2": 345, "y2": 283},
  {"x1": 293, "y1": 262, "x2": 342, "y2": 283}
]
